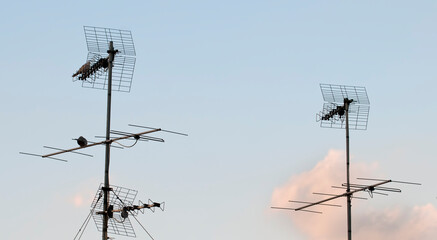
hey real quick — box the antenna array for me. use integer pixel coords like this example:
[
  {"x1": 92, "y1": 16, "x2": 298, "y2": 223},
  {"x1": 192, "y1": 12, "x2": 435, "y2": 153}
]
[
  {"x1": 272, "y1": 83, "x2": 420, "y2": 240},
  {"x1": 21, "y1": 26, "x2": 187, "y2": 240}
]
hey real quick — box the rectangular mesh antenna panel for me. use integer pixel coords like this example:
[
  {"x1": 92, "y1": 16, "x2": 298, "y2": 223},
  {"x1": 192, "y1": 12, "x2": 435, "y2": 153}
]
[
  {"x1": 318, "y1": 84, "x2": 370, "y2": 130},
  {"x1": 91, "y1": 184, "x2": 138, "y2": 211},
  {"x1": 84, "y1": 26, "x2": 136, "y2": 56},
  {"x1": 320, "y1": 84, "x2": 369, "y2": 105},
  {"x1": 92, "y1": 213, "x2": 136, "y2": 237},
  {"x1": 91, "y1": 184, "x2": 138, "y2": 237},
  {"x1": 81, "y1": 52, "x2": 136, "y2": 92}
]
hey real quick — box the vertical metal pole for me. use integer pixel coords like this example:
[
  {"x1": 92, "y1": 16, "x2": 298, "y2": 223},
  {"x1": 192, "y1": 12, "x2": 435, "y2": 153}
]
[
  {"x1": 102, "y1": 41, "x2": 115, "y2": 240},
  {"x1": 345, "y1": 98, "x2": 352, "y2": 240}
]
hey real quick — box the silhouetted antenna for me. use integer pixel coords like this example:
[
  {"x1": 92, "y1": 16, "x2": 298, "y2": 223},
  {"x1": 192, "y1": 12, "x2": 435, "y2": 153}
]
[
  {"x1": 287, "y1": 178, "x2": 420, "y2": 211},
  {"x1": 272, "y1": 84, "x2": 420, "y2": 240},
  {"x1": 21, "y1": 26, "x2": 186, "y2": 240},
  {"x1": 318, "y1": 84, "x2": 370, "y2": 239}
]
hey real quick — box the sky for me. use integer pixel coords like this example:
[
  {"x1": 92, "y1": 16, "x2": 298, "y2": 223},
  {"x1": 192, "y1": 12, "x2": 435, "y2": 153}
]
[{"x1": 1, "y1": 1, "x2": 437, "y2": 240}]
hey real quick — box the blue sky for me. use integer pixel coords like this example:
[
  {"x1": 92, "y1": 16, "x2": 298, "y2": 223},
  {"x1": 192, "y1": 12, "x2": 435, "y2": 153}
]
[{"x1": 1, "y1": 1, "x2": 437, "y2": 239}]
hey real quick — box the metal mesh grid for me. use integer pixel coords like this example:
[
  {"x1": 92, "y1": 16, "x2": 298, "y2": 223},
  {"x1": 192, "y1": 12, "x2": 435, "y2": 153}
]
[
  {"x1": 91, "y1": 184, "x2": 138, "y2": 211},
  {"x1": 84, "y1": 26, "x2": 136, "y2": 56},
  {"x1": 91, "y1": 184, "x2": 138, "y2": 237},
  {"x1": 92, "y1": 213, "x2": 136, "y2": 237},
  {"x1": 319, "y1": 103, "x2": 370, "y2": 130},
  {"x1": 320, "y1": 84, "x2": 370, "y2": 105},
  {"x1": 81, "y1": 52, "x2": 136, "y2": 92},
  {"x1": 318, "y1": 84, "x2": 370, "y2": 130}
]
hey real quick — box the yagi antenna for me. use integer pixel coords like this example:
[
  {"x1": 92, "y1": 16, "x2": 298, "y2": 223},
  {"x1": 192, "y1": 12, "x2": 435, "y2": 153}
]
[
  {"x1": 74, "y1": 184, "x2": 164, "y2": 240},
  {"x1": 272, "y1": 84, "x2": 420, "y2": 240},
  {"x1": 89, "y1": 184, "x2": 164, "y2": 238},
  {"x1": 21, "y1": 26, "x2": 186, "y2": 240}
]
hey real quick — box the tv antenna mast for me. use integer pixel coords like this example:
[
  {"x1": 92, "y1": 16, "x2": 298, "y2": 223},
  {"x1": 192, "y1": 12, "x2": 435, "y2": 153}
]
[
  {"x1": 272, "y1": 84, "x2": 420, "y2": 240},
  {"x1": 20, "y1": 26, "x2": 187, "y2": 240},
  {"x1": 78, "y1": 25, "x2": 136, "y2": 240},
  {"x1": 317, "y1": 83, "x2": 370, "y2": 240}
]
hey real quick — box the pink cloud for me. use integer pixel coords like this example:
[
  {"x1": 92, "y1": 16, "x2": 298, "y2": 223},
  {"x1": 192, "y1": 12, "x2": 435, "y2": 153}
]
[
  {"x1": 271, "y1": 149, "x2": 437, "y2": 240},
  {"x1": 66, "y1": 178, "x2": 100, "y2": 208},
  {"x1": 353, "y1": 204, "x2": 437, "y2": 240}
]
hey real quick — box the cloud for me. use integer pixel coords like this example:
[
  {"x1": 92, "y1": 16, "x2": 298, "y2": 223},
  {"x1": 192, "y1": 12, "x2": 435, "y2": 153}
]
[
  {"x1": 66, "y1": 178, "x2": 100, "y2": 208},
  {"x1": 72, "y1": 194, "x2": 84, "y2": 207},
  {"x1": 271, "y1": 149, "x2": 437, "y2": 240},
  {"x1": 353, "y1": 204, "x2": 437, "y2": 240}
]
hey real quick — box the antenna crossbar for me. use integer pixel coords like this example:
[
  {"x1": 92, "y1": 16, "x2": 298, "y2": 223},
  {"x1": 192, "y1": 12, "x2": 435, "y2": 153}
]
[
  {"x1": 343, "y1": 183, "x2": 401, "y2": 193},
  {"x1": 294, "y1": 180, "x2": 391, "y2": 212},
  {"x1": 41, "y1": 129, "x2": 161, "y2": 158},
  {"x1": 313, "y1": 192, "x2": 368, "y2": 200},
  {"x1": 43, "y1": 146, "x2": 93, "y2": 158}
]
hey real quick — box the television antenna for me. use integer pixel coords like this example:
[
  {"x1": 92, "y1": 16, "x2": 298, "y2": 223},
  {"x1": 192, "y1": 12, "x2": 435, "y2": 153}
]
[
  {"x1": 272, "y1": 84, "x2": 420, "y2": 240},
  {"x1": 73, "y1": 26, "x2": 136, "y2": 92},
  {"x1": 20, "y1": 26, "x2": 187, "y2": 240},
  {"x1": 317, "y1": 83, "x2": 370, "y2": 240},
  {"x1": 74, "y1": 184, "x2": 165, "y2": 240}
]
